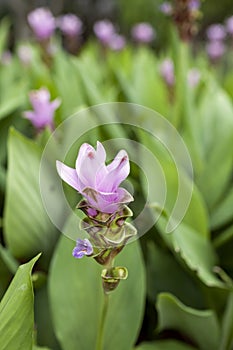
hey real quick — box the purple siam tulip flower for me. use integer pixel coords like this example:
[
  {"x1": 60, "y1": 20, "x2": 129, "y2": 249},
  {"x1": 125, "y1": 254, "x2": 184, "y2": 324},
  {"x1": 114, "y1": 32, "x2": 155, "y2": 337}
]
[
  {"x1": 160, "y1": 58, "x2": 175, "y2": 86},
  {"x1": 226, "y1": 16, "x2": 233, "y2": 36},
  {"x1": 159, "y1": 2, "x2": 173, "y2": 15},
  {"x1": 131, "y1": 22, "x2": 155, "y2": 43},
  {"x1": 206, "y1": 41, "x2": 225, "y2": 61},
  {"x1": 56, "y1": 142, "x2": 134, "y2": 214},
  {"x1": 57, "y1": 14, "x2": 83, "y2": 37},
  {"x1": 24, "y1": 87, "x2": 61, "y2": 130},
  {"x1": 108, "y1": 34, "x2": 126, "y2": 51},
  {"x1": 93, "y1": 20, "x2": 116, "y2": 45},
  {"x1": 72, "y1": 238, "x2": 93, "y2": 258},
  {"x1": 187, "y1": 68, "x2": 201, "y2": 87},
  {"x1": 206, "y1": 24, "x2": 226, "y2": 41},
  {"x1": 28, "y1": 7, "x2": 56, "y2": 41}
]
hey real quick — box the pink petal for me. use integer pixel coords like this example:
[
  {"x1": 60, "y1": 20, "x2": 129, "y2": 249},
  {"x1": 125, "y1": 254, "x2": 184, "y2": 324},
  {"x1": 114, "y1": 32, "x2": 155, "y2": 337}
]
[{"x1": 56, "y1": 160, "x2": 80, "y2": 191}]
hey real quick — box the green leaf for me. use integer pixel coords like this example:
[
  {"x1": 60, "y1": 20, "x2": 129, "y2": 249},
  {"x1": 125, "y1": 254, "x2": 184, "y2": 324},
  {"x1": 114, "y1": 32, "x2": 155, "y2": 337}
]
[
  {"x1": 0, "y1": 18, "x2": 10, "y2": 56},
  {"x1": 0, "y1": 254, "x2": 41, "y2": 350},
  {"x1": 4, "y1": 129, "x2": 58, "y2": 263},
  {"x1": 135, "y1": 340, "x2": 197, "y2": 350},
  {"x1": 49, "y1": 235, "x2": 146, "y2": 350},
  {"x1": 156, "y1": 293, "x2": 220, "y2": 350},
  {"x1": 210, "y1": 187, "x2": 233, "y2": 230},
  {"x1": 146, "y1": 241, "x2": 204, "y2": 308},
  {"x1": 220, "y1": 292, "x2": 233, "y2": 350}
]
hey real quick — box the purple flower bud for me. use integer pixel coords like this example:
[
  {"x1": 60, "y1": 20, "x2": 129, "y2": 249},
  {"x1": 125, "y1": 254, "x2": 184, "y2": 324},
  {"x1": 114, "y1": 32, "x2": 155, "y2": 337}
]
[
  {"x1": 159, "y1": 2, "x2": 173, "y2": 15},
  {"x1": 206, "y1": 24, "x2": 226, "y2": 41},
  {"x1": 206, "y1": 41, "x2": 225, "y2": 61},
  {"x1": 226, "y1": 16, "x2": 233, "y2": 36},
  {"x1": 17, "y1": 45, "x2": 33, "y2": 66},
  {"x1": 93, "y1": 20, "x2": 116, "y2": 45},
  {"x1": 131, "y1": 22, "x2": 155, "y2": 43},
  {"x1": 24, "y1": 87, "x2": 61, "y2": 130},
  {"x1": 160, "y1": 58, "x2": 175, "y2": 86},
  {"x1": 108, "y1": 34, "x2": 126, "y2": 51},
  {"x1": 188, "y1": 0, "x2": 200, "y2": 11},
  {"x1": 56, "y1": 141, "x2": 134, "y2": 214},
  {"x1": 72, "y1": 238, "x2": 93, "y2": 258},
  {"x1": 57, "y1": 14, "x2": 83, "y2": 37},
  {"x1": 187, "y1": 68, "x2": 201, "y2": 87},
  {"x1": 28, "y1": 7, "x2": 56, "y2": 41}
]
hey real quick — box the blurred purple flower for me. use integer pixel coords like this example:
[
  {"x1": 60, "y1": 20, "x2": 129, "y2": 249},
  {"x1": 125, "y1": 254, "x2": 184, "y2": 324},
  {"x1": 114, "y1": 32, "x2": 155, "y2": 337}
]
[
  {"x1": 93, "y1": 20, "x2": 116, "y2": 45},
  {"x1": 188, "y1": 0, "x2": 200, "y2": 11},
  {"x1": 206, "y1": 24, "x2": 226, "y2": 41},
  {"x1": 226, "y1": 16, "x2": 233, "y2": 36},
  {"x1": 72, "y1": 238, "x2": 93, "y2": 258},
  {"x1": 24, "y1": 87, "x2": 61, "y2": 130},
  {"x1": 28, "y1": 7, "x2": 56, "y2": 41},
  {"x1": 160, "y1": 58, "x2": 175, "y2": 86},
  {"x1": 187, "y1": 68, "x2": 201, "y2": 87},
  {"x1": 159, "y1": 2, "x2": 173, "y2": 15},
  {"x1": 57, "y1": 14, "x2": 83, "y2": 37},
  {"x1": 17, "y1": 45, "x2": 33, "y2": 65},
  {"x1": 131, "y1": 22, "x2": 155, "y2": 43},
  {"x1": 108, "y1": 34, "x2": 126, "y2": 51},
  {"x1": 206, "y1": 41, "x2": 225, "y2": 61},
  {"x1": 56, "y1": 141, "x2": 133, "y2": 214}
]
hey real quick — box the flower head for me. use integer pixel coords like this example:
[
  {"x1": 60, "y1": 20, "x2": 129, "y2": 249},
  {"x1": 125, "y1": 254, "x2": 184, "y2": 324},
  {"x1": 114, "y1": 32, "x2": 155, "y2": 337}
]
[
  {"x1": 28, "y1": 7, "x2": 56, "y2": 40},
  {"x1": 93, "y1": 20, "x2": 116, "y2": 45},
  {"x1": 206, "y1": 24, "x2": 226, "y2": 41},
  {"x1": 226, "y1": 16, "x2": 233, "y2": 36},
  {"x1": 206, "y1": 41, "x2": 225, "y2": 62},
  {"x1": 160, "y1": 58, "x2": 175, "y2": 86},
  {"x1": 188, "y1": 0, "x2": 200, "y2": 11},
  {"x1": 108, "y1": 34, "x2": 126, "y2": 51},
  {"x1": 56, "y1": 142, "x2": 133, "y2": 214},
  {"x1": 24, "y1": 87, "x2": 61, "y2": 130},
  {"x1": 17, "y1": 45, "x2": 33, "y2": 66},
  {"x1": 159, "y1": 2, "x2": 173, "y2": 15},
  {"x1": 57, "y1": 14, "x2": 83, "y2": 37},
  {"x1": 131, "y1": 23, "x2": 155, "y2": 43},
  {"x1": 72, "y1": 238, "x2": 93, "y2": 258}
]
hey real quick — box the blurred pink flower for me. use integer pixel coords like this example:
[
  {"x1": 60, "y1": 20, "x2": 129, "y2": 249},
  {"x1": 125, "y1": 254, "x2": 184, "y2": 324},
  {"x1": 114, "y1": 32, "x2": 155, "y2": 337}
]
[
  {"x1": 206, "y1": 24, "x2": 226, "y2": 41},
  {"x1": 56, "y1": 142, "x2": 133, "y2": 213},
  {"x1": 226, "y1": 16, "x2": 233, "y2": 36},
  {"x1": 160, "y1": 58, "x2": 175, "y2": 86},
  {"x1": 57, "y1": 14, "x2": 83, "y2": 37},
  {"x1": 131, "y1": 22, "x2": 155, "y2": 43},
  {"x1": 187, "y1": 68, "x2": 201, "y2": 87},
  {"x1": 206, "y1": 41, "x2": 225, "y2": 62},
  {"x1": 24, "y1": 87, "x2": 61, "y2": 130},
  {"x1": 108, "y1": 34, "x2": 126, "y2": 51},
  {"x1": 159, "y1": 2, "x2": 173, "y2": 15},
  {"x1": 93, "y1": 20, "x2": 116, "y2": 45},
  {"x1": 28, "y1": 7, "x2": 56, "y2": 40},
  {"x1": 17, "y1": 45, "x2": 33, "y2": 65}
]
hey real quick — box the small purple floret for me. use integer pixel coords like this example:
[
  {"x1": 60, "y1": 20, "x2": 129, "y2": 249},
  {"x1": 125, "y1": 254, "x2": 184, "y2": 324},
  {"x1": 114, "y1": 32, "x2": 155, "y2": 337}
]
[
  {"x1": 159, "y1": 2, "x2": 173, "y2": 15},
  {"x1": 160, "y1": 58, "x2": 175, "y2": 86},
  {"x1": 187, "y1": 68, "x2": 201, "y2": 87},
  {"x1": 131, "y1": 22, "x2": 155, "y2": 43},
  {"x1": 108, "y1": 34, "x2": 126, "y2": 51},
  {"x1": 28, "y1": 7, "x2": 56, "y2": 41},
  {"x1": 188, "y1": 0, "x2": 200, "y2": 11},
  {"x1": 206, "y1": 41, "x2": 225, "y2": 61},
  {"x1": 226, "y1": 16, "x2": 233, "y2": 36},
  {"x1": 72, "y1": 238, "x2": 93, "y2": 259}
]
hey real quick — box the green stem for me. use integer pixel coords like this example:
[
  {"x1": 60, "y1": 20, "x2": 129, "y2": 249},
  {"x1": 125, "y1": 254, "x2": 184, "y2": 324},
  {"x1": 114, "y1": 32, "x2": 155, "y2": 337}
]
[{"x1": 96, "y1": 293, "x2": 109, "y2": 350}]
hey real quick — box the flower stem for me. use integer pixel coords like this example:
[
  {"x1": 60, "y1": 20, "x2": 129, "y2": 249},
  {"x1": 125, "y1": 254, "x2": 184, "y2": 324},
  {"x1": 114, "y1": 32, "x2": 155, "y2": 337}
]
[{"x1": 96, "y1": 293, "x2": 109, "y2": 350}]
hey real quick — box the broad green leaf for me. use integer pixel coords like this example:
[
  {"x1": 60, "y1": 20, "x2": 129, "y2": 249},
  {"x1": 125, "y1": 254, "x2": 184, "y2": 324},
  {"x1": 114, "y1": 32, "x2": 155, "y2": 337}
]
[
  {"x1": 146, "y1": 241, "x2": 204, "y2": 308},
  {"x1": 157, "y1": 218, "x2": 226, "y2": 288},
  {"x1": 135, "y1": 340, "x2": 197, "y2": 350},
  {"x1": 156, "y1": 293, "x2": 220, "y2": 350},
  {"x1": 0, "y1": 18, "x2": 10, "y2": 56},
  {"x1": 49, "y1": 235, "x2": 146, "y2": 350},
  {"x1": 195, "y1": 85, "x2": 233, "y2": 210},
  {"x1": 0, "y1": 254, "x2": 40, "y2": 350},
  {"x1": 220, "y1": 292, "x2": 233, "y2": 350},
  {"x1": 4, "y1": 129, "x2": 58, "y2": 263},
  {"x1": 210, "y1": 187, "x2": 233, "y2": 229},
  {"x1": 33, "y1": 346, "x2": 51, "y2": 350}
]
